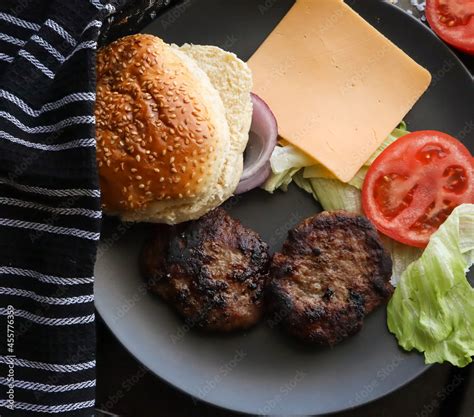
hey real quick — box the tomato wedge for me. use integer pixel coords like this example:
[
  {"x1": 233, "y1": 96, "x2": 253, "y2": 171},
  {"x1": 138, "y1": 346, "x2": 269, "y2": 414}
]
[
  {"x1": 362, "y1": 131, "x2": 474, "y2": 248},
  {"x1": 426, "y1": 0, "x2": 474, "y2": 55}
]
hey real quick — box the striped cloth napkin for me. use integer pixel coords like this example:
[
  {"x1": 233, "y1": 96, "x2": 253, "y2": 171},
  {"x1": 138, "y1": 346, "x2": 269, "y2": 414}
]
[{"x1": 0, "y1": 0, "x2": 171, "y2": 415}]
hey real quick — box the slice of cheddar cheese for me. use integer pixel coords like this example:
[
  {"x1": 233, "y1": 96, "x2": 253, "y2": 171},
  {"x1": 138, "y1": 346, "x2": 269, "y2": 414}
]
[{"x1": 248, "y1": 0, "x2": 431, "y2": 182}]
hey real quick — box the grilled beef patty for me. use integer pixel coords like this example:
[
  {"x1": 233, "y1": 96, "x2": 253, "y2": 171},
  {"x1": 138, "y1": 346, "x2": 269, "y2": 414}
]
[
  {"x1": 267, "y1": 211, "x2": 393, "y2": 345},
  {"x1": 140, "y1": 208, "x2": 270, "y2": 332}
]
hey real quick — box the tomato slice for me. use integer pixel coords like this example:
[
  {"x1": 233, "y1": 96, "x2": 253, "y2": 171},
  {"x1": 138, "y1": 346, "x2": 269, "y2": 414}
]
[
  {"x1": 426, "y1": 0, "x2": 474, "y2": 55},
  {"x1": 362, "y1": 131, "x2": 474, "y2": 248}
]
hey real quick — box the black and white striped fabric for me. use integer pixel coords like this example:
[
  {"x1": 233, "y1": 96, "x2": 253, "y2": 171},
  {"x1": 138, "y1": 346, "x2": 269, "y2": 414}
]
[{"x1": 0, "y1": 0, "x2": 159, "y2": 415}]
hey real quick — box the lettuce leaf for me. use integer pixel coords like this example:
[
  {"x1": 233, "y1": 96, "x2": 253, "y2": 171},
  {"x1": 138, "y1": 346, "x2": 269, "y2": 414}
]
[
  {"x1": 292, "y1": 170, "x2": 314, "y2": 196},
  {"x1": 387, "y1": 204, "x2": 474, "y2": 367},
  {"x1": 380, "y1": 236, "x2": 423, "y2": 287},
  {"x1": 269, "y1": 145, "x2": 316, "y2": 174},
  {"x1": 262, "y1": 167, "x2": 300, "y2": 193},
  {"x1": 310, "y1": 178, "x2": 363, "y2": 213}
]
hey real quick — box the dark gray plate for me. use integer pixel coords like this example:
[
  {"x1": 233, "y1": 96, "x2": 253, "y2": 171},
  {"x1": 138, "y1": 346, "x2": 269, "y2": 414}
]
[{"x1": 95, "y1": 0, "x2": 474, "y2": 414}]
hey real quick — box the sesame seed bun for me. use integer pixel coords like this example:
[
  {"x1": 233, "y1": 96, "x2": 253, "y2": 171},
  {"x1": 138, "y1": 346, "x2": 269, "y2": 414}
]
[{"x1": 95, "y1": 34, "x2": 251, "y2": 224}]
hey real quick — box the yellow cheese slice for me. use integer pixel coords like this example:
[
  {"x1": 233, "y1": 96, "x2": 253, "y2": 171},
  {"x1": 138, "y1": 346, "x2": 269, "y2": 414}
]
[{"x1": 248, "y1": 0, "x2": 431, "y2": 182}]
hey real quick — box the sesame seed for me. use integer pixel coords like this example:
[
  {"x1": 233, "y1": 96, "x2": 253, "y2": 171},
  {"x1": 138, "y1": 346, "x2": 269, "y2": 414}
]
[
  {"x1": 153, "y1": 168, "x2": 160, "y2": 173},
  {"x1": 170, "y1": 157, "x2": 175, "y2": 163},
  {"x1": 131, "y1": 168, "x2": 137, "y2": 173},
  {"x1": 139, "y1": 184, "x2": 145, "y2": 189},
  {"x1": 160, "y1": 177, "x2": 165, "y2": 182},
  {"x1": 136, "y1": 155, "x2": 141, "y2": 162},
  {"x1": 136, "y1": 175, "x2": 142, "y2": 180}
]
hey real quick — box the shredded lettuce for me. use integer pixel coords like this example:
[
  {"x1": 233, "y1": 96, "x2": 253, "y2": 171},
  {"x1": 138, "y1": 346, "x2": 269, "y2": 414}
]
[
  {"x1": 292, "y1": 170, "x2": 314, "y2": 195},
  {"x1": 262, "y1": 167, "x2": 300, "y2": 193},
  {"x1": 310, "y1": 178, "x2": 363, "y2": 213},
  {"x1": 380, "y1": 236, "x2": 423, "y2": 287},
  {"x1": 269, "y1": 145, "x2": 316, "y2": 174},
  {"x1": 387, "y1": 204, "x2": 474, "y2": 367}
]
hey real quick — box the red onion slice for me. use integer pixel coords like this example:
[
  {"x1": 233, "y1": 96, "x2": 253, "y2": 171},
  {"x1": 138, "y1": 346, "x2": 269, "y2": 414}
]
[
  {"x1": 235, "y1": 93, "x2": 278, "y2": 194},
  {"x1": 235, "y1": 162, "x2": 272, "y2": 195}
]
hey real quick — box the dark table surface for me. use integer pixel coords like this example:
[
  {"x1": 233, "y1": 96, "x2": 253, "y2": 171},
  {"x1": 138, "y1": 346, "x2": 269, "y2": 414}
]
[{"x1": 96, "y1": 1, "x2": 474, "y2": 416}]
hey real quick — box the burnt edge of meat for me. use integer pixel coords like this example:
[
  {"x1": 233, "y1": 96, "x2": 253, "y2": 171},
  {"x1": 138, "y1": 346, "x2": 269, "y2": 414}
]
[
  {"x1": 140, "y1": 208, "x2": 270, "y2": 332},
  {"x1": 266, "y1": 210, "x2": 393, "y2": 346}
]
